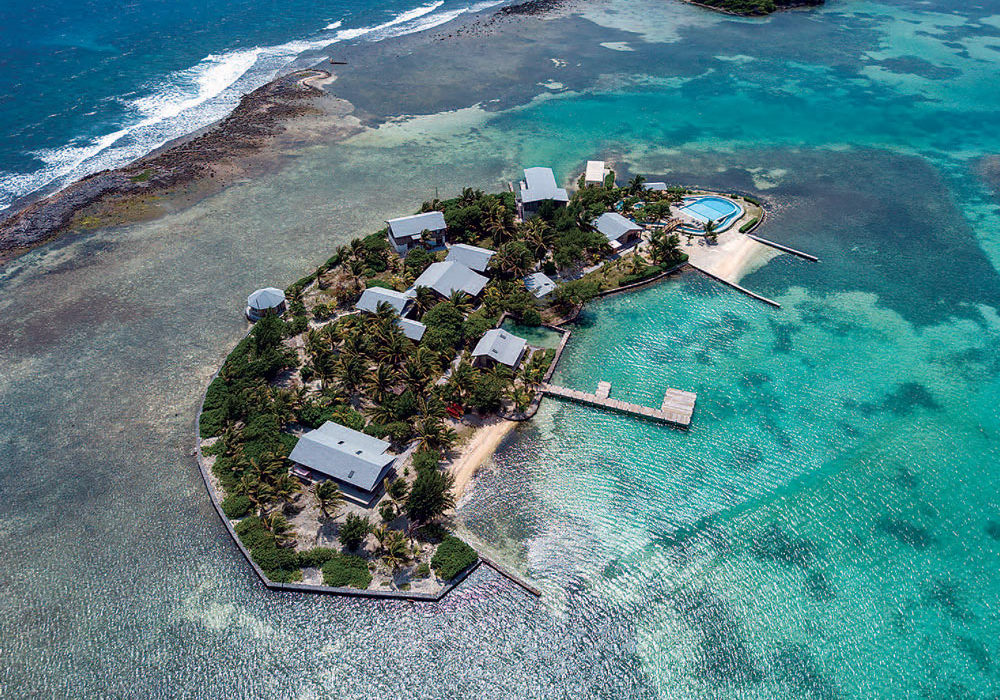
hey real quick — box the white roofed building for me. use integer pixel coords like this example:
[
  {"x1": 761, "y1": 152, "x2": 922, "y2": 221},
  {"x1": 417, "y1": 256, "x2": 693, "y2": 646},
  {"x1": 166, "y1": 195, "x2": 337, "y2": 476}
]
[
  {"x1": 288, "y1": 421, "x2": 396, "y2": 505},
  {"x1": 386, "y1": 211, "x2": 447, "y2": 254},
  {"x1": 516, "y1": 167, "x2": 569, "y2": 219},
  {"x1": 246, "y1": 287, "x2": 286, "y2": 322},
  {"x1": 411, "y1": 261, "x2": 488, "y2": 299},
  {"x1": 585, "y1": 160, "x2": 610, "y2": 186},
  {"x1": 445, "y1": 243, "x2": 495, "y2": 272},
  {"x1": 593, "y1": 212, "x2": 643, "y2": 251},
  {"x1": 471, "y1": 328, "x2": 528, "y2": 369}
]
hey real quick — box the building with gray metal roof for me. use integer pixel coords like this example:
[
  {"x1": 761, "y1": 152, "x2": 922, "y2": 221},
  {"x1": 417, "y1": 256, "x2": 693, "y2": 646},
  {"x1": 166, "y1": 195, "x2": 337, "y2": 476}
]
[
  {"x1": 516, "y1": 167, "x2": 569, "y2": 219},
  {"x1": 644, "y1": 182, "x2": 668, "y2": 191},
  {"x1": 411, "y1": 261, "x2": 488, "y2": 298},
  {"x1": 397, "y1": 317, "x2": 427, "y2": 341},
  {"x1": 246, "y1": 287, "x2": 286, "y2": 321},
  {"x1": 524, "y1": 272, "x2": 557, "y2": 298},
  {"x1": 386, "y1": 211, "x2": 447, "y2": 254},
  {"x1": 593, "y1": 212, "x2": 643, "y2": 250},
  {"x1": 288, "y1": 421, "x2": 395, "y2": 504},
  {"x1": 355, "y1": 286, "x2": 411, "y2": 315},
  {"x1": 471, "y1": 328, "x2": 528, "y2": 369},
  {"x1": 445, "y1": 243, "x2": 495, "y2": 272}
]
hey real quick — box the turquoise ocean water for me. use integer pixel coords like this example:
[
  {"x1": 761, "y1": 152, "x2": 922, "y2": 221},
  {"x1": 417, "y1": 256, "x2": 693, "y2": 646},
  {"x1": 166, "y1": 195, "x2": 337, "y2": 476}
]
[{"x1": 1, "y1": 0, "x2": 999, "y2": 696}]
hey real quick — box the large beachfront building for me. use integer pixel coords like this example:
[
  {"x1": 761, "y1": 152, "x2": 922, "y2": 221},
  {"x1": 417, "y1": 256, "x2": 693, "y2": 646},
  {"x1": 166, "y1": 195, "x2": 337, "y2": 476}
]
[
  {"x1": 471, "y1": 328, "x2": 527, "y2": 370},
  {"x1": 288, "y1": 421, "x2": 396, "y2": 505},
  {"x1": 516, "y1": 167, "x2": 569, "y2": 219},
  {"x1": 411, "y1": 261, "x2": 488, "y2": 299},
  {"x1": 386, "y1": 211, "x2": 447, "y2": 254},
  {"x1": 592, "y1": 212, "x2": 643, "y2": 251}
]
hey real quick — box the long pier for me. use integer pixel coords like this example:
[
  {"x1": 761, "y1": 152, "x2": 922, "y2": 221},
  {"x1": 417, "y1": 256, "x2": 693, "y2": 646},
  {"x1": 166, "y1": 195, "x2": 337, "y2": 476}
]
[
  {"x1": 746, "y1": 234, "x2": 819, "y2": 262},
  {"x1": 687, "y1": 263, "x2": 781, "y2": 308},
  {"x1": 541, "y1": 381, "x2": 696, "y2": 427}
]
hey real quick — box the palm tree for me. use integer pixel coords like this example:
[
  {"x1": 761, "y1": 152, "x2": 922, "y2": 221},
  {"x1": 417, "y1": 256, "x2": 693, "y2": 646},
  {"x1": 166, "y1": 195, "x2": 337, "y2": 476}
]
[
  {"x1": 262, "y1": 512, "x2": 296, "y2": 546},
  {"x1": 382, "y1": 530, "x2": 410, "y2": 573},
  {"x1": 372, "y1": 524, "x2": 390, "y2": 554},
  {"x1": 271, "y1": 472, "x2": 302, "y2": 513},
  {"x1": 517, "y1": 218, "x2": 551, "y2": 259},
  {"x1": 313, "y1": 480, "x2": 344, "y2": 521},
  {"x1": 416, "y1": 417, "x2": 457, "y2": 452},
  {"x1": 334, "y1": 352, "x2": 366, "y2": 396},
  {"x1": 447, "y1": 289, "x2": 471, "y2": 314},
  {"x1": 412, "y1": 346, "x2": 441, "y2": 378},
  {"x1": 628, "y1": 174, "x2": 646, "y2": 195},
  {"x1": 703, "y1": 219, "x2": 718, "y2": 242},
  {"x1": 364, "y1": 400, "x2": 398, "y2": 427},
  {"x1": 412, "y1": 287, "x2": 438, "y2": 316},
  {"x1": 365, "y1": 363, "x2": 398, "y2": 404},
  {"x1": 236, "y1": 473, "x2": 274, "y2": 517},
  {"x1": 379, "y1": 333, "x2": 410, "y2": 367},
  {"x1": 447, "y1": 361, "x2": 477, "y2": 403},
  {"x1": 249, "y1": 452, "x2": 285, "y2": 485},
  {"x1": 401, "y1": 360, "x2": 429, "y2": 391}
]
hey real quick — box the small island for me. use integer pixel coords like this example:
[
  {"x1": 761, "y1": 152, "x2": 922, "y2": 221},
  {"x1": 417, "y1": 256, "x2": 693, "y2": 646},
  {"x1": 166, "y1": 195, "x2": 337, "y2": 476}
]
[
  {"x1": 196, "y1": 161, "x2": 765, "y2": 598},
  {"x1": 683, "y1": 0, "x2": 824, "y2": 16}
]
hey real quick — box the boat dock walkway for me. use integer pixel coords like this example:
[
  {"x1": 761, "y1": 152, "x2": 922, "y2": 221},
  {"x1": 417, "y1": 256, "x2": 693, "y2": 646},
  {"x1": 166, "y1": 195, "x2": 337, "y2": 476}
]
[{"x1": 541, "y1": 381, "x2": 696, "y2": 427}]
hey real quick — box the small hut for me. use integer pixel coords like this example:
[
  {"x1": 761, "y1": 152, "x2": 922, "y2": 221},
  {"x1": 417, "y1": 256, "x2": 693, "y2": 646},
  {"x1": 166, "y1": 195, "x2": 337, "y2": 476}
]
[{"x1": 246, "y1": 287, "x2": 286, "y2": 322}]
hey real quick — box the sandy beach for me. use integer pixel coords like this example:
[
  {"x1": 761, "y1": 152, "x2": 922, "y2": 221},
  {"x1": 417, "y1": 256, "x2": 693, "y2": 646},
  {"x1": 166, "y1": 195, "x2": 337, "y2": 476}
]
[
  {"x1": 449, "y1": 418, "x2": 518, "y2": 498},
  {"x1": 677, "y1": 214, "x2": 780, "y2": 283}
]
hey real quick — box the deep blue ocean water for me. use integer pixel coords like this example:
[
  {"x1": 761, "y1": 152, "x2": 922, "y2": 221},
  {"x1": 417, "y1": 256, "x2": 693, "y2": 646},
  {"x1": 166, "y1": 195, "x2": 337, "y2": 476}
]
[{"x1": 0, "y1": 0, "x2": 482, "y2": 210}]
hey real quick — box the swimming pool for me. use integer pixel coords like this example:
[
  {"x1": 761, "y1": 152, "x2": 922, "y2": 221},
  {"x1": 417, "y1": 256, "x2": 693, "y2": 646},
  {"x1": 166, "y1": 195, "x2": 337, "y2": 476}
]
[{"x1": 678, "y1": 195, "x2": 743, "y2": 231}]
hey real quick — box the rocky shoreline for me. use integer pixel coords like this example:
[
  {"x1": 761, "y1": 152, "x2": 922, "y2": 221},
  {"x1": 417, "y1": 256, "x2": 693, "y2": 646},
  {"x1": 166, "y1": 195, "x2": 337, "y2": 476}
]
[{"x1": 0, "y1": 71, "x2": 329, "y2": 265}]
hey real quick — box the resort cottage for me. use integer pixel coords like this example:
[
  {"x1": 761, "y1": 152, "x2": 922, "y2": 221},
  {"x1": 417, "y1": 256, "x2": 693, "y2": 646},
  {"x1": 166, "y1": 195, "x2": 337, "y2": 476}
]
[
  {"x1": 445, "y1": 243, "x2": 495, "y2": 272},
  {"x1": 355, "y1": 286, "x2": 412, "y2": 315},
  {"x1": 386, "y1": 211, "x2": 447, "y2": 254},
  {"x1": 411, "y1": 261, "x2": 488, "y2": 299},
  {"x1": 471, "y1": 328, "x2": 527, "y2": 370},
  {"x1": 592, "y1": 212, "x2": 643, "y2": 251},
  {"x1": 246, "y1": 287, "x2": 287, "y2": 321},
  {"x1": 355, "y1": 286, "x2": 426, "y2": 341},
  {"x1": 516, "y1": 167, "x2": 569, "y2": 219},
  {"x1": 584, "y1": 160, "x2": 609, "y2": 187},
  {"x1": 523, "y1": 272, "x2": 557, "y2": 298},
  {"x1": 288, "y1": 421, "x2": 396, "y2": 505}
]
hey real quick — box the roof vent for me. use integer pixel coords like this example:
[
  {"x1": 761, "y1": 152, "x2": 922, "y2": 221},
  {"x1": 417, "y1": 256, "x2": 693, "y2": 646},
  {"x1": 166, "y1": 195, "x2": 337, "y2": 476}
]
[
  {"x1": 355, "y1": 450, "x2": 363, "y2": 455},
  {"x1": 348, "y1": 470, "x2": 355, "y2": 478},
  {"x1": 337, "y1": 440, "x2": 345, "y2": 445}
]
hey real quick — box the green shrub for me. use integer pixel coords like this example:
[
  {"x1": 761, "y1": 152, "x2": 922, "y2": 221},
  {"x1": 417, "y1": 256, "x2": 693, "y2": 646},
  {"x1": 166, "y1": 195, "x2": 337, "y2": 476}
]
[
  {"x1": 251, "y1": 543, "x2": 299, "y2": 576},
  {"x1": 431, "y1": 535, "x2": 478, "y2": 580},
  {"x1": 298, "y1": 547, "x2": 337, "y2": 569},
  {"x1": 412, "y1": 449, "x2": 441, "y2": 473},
  {"x1": 221, "y1": 494, "x2": 252, "y2": 519},
  {"x1": 339, "y1": 513, "x2": 371, "y2": 550},
  {"x1": 619, "y1": 264, "x2": 666, "y2": 286},
  {"x1": 415, "y1": 562, "x2": 431, "y2": 577},
  {"x1": 199, "y1": 408, "x2": 226, "y2": 439},
  {"x1": 739, "y1": 217, "x2": 760, "y2": 233},
  {"x1": 417, "y1": 522, "x2": 448, "y2": 543},
  {"x1": 322, "y1": 554, "x2": 372, "y2": 588},
  {"x1": 235, "y1": 517, "x2": 273, "y2": 550}
]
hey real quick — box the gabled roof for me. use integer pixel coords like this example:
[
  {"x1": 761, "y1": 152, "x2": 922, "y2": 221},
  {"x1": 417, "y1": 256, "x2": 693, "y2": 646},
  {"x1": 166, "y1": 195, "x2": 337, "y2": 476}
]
[
  {"x1": 397, "y1": 317, "x2": 426, "y2": 341},
  {"x1": 412, "y1": 261, "x2": 488, "y2": 298},
  {"x1": 524, "y1": 272, "x2": 557, "y2": 298},
  {"x1": 472, "y1": 328, "x2": 527, "y2": 367},
  {"x1": 585, "y1": 160, "x2": 607, "y2": 183},
  {"x1": 518, "y1": 167, "x2": 569, "y2": 204},
  {"x1": 386, "y1": 211, "x2": 447, "y2": 240},
  {"x1": 355, "y1": 286, "x2": 410, "y2": 314},
  {"x1": 247, "y1": 287, "x2": 286, "y2": 310},
  {"x1": 644, "y1": 182, "x2": 667, "y2": 191},
  {"x1": 446, "y1": 243, "x2": 495, "y2": 272},
  {"x1": 288, "y1": 421, "x2": 394, "y2": 492},
  {"x1": 593, "y1": 212, "x2": 642, "y2": 242}
]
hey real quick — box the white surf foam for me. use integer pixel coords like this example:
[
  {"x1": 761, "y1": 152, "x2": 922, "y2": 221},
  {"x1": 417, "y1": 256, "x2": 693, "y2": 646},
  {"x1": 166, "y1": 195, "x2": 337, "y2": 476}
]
[{"x1": 0, "y1": 0, "x2": 482, "y2": 212}]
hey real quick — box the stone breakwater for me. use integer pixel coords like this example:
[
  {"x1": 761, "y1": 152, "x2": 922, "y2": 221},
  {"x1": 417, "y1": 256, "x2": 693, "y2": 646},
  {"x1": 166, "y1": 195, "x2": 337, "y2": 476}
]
[{"x1": 0, "y1": 71, "x2": 329, "y2": 264}]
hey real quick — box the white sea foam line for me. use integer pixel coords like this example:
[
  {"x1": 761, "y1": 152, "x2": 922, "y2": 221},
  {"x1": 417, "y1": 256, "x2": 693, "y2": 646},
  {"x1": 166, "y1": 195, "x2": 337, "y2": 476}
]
[
  {"x1": 0, "y1": 0, "x2": 483, "y2": 211},
  {"x1": 333, "y1": 1, "x2": 444, "y2": 41}
]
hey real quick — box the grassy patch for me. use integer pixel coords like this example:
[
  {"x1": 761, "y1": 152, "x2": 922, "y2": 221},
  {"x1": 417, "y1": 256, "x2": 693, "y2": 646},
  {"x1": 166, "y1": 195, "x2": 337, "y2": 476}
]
[{"x1": 322, "y1": 553, "x2": 373, "y2": 589}]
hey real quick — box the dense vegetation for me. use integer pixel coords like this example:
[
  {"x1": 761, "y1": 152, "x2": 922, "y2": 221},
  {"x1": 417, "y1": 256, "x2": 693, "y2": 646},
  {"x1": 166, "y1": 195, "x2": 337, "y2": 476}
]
[
  {"x1": 692, "y1": 0, "x2": 823, "y2": 16},
  {"x1": 199, "y1": 171, "x2": 704, "y2": 591}
]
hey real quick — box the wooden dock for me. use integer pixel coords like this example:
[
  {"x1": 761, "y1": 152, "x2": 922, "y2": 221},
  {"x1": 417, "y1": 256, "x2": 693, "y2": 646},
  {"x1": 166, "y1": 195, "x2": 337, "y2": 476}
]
[{"x1": 541, "y1": 381, "x2": 696, "y2": 427}]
